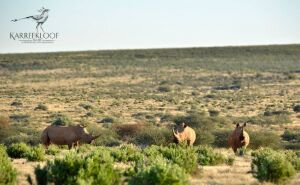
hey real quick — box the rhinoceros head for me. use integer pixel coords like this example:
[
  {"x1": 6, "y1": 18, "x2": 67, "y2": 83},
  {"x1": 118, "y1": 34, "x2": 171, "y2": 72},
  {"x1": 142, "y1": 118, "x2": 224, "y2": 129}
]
[
  {"x1": 235, "y1": 122, "x2": 247, "y2": 141},
  {"x1": 78, "y1": 125, "x2": 101, "y2": 144},
  {"x1": 173, "y1": 127, "x2": 182, "y2": 143}
]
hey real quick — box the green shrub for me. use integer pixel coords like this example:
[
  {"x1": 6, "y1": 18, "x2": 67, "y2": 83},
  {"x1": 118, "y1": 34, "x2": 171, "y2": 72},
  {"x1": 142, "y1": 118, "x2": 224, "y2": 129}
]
[
  {"x1": 110, "y1": 144, "x2": 143, "y2": 163},
  {"x1": 195, "y1": 146, "x2": 229, "y2": 165},
  {"x1": 46, "y1": 145, "x2": 60, "y2": 155},
  {"x1": 34, "y1": 103, "x2": 48, "y2": 111},
  {"x1": 46, "y1": 149, "x2": 122, "y2": 185},
  {"x1": 213, "y1": 130, "x2": 231, "y2": 148},
  {"x1": 248, "y1": 130, "x2": 282, "y2": 149},
  {"x1": 11, "y1": 100, "x2": 22, "y2": 107},
  {"x1": 208, "y1": 110, "x2": 220, "y2": 117},
  {"x1": 251, "y1": 148, "x2": 296, "y2": 183},
  {"x1": 0, "y1": 123, "x2": 15, "y2": 145},
  {"x1": 194, "y1": 128, "x2": 215, "y2": 145},
  {"x1": 47, "y1": 151, "x2": 85, "y2": 185},
  {"x1": 129, "y1": 158, "x2": 188, "y2": 185},
  {"x1": 114, "y1": 123, "x2": 144, "y2": 141},
  {"x1": 286, "y1": 73, "x2": 296, "y2": 80},
  {"x1": 26, "y1": 145, "x2": 45, "y2": 161},
  {"x1": 132, "y1": 127, "x2": 170, "y2": 146},
  {"x1": 35, "y1": 165, "x2": 47, "y2": 185},
  {"x1": 282, "y1": 129, "x2": 300, "y2": 142},
  {"x1": 99, "y1": 117, "x2": 115, "y2": 123},
  {"x1": 77, "y1": 151, "x2": 121, "y2": 185},
  {"x1": 2, "y1": 135, "x2": 30, "y2": 146},
  {"x1": 293, "y1": 105, "x2": 300, "y2": 113},
  {"x1": 52, "y1": 113, "x2": 72, "y2": 126},
  {"x1": 9, "y1": 113, "x2": 30, "y2": 122},
  {"x1": 92, "y1": 128, "x2": 122, "y2": 147},
  {"x1": 263, "y1": 110, "x2": 289, "y2": 116},
  {"x1": 285, "y1": 150, "x2": 300, "y2": 171},
  {"x1": 247, "y1": 114, "x2": 291, "y2": 125},
  {"x1": 158, "y1": 85, "x2": 172, "y2": 92},
  {"x1": 0, "y1": 144, "x2": 17, "y2": 185},
  {"x1": 79, "y1": 103, "x2": 94, "y2": 110},
  {"x1": 7, "y1": 142, "x2": 31, "y2": 158},
  {"x1": 154, "y1": 144, "x2": 198, "y2": 174}
]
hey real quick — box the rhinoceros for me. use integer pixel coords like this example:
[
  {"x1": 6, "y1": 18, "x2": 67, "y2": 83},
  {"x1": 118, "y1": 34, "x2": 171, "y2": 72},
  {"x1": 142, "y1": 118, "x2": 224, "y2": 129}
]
[
  {"x1": 228, "y1": 122, "x2": 250, "y2": 153},
  {"x1": 173, "y1": 123, "x2": 196, "y2": 146},
  {"x1": 41, "y1": 124, "x2": 100, "y2": 149}
]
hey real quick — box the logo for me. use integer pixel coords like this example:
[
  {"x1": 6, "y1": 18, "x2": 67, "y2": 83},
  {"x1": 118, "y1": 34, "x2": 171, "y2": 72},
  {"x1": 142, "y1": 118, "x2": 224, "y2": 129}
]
[{"x1": 10, "y1": 7, "x2": 59, "y2": 44}]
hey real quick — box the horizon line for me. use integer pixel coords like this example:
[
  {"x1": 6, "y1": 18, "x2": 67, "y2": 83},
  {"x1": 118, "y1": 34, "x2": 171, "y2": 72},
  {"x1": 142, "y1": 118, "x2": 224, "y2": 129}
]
[{"x1": 1, "y1": 43, "x2": 299, "y2": 55}]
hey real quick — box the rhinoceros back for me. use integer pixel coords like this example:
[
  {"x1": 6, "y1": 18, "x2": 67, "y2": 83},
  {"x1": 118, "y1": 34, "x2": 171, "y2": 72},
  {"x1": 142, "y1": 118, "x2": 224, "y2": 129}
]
[{"x1": 43, "y1": 125, "x2": 81, "y2": 145}]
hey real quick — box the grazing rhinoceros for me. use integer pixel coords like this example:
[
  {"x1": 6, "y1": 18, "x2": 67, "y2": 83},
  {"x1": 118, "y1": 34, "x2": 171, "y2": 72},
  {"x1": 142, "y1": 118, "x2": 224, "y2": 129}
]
[
  {"x1": 41, "y1": 124, "x2": 100, "y2": 149},
  {"x1": 228, "y1": 122, "x2": 250, "y2": 153},
  {"x1": 173, "y1": 123, "x2": 196, "y2": 146}
]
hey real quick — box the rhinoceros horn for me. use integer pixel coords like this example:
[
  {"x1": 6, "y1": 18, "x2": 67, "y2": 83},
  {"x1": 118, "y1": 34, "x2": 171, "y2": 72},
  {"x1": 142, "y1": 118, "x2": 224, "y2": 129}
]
[
  {"x1": 92, "y1": 134, "x2": 101, "y2": 140},
  {"x1": 173, "y1": 127, "x2": 179, "y2": 139}
]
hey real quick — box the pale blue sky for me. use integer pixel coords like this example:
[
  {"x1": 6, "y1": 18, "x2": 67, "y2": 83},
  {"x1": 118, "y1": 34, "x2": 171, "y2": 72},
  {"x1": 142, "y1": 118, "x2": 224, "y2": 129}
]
[{"x1": 0, "y1": 0, "x2": 299, "y2": 53}]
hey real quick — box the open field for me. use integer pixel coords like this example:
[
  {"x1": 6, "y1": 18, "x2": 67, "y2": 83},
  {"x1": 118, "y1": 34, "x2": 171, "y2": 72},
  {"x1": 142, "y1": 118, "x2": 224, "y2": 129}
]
[{"x1": 0, "y1": 44, "x2": 300, "y2": 184}]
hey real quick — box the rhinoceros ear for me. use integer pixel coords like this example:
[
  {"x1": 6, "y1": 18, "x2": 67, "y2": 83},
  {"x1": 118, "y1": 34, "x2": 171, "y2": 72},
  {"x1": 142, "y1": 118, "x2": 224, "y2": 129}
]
[
  {"x1": 243, "y1": 122, "x2": 247, "y2": 127},
  {"x1": 236, "y1": 123, "x2": 240, "y2": 128}
]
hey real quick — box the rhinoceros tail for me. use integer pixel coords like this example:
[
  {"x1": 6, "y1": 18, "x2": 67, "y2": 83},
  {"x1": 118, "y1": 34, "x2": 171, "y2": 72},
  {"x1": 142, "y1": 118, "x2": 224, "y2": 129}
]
[{"x1": 41, "y1": 128, "x2": 50, "y2": 148}]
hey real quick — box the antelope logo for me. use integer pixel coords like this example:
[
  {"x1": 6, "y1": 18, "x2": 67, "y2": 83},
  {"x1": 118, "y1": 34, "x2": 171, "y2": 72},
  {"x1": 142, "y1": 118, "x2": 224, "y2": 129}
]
[{"x1": 11, "y1": 7, "x2": 49, "y2": 33}]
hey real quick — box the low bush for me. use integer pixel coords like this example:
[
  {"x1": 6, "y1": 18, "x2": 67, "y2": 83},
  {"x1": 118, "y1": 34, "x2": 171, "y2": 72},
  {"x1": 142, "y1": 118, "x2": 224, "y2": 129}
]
[
  {"x1": 132, "y1": 127, "x2": 170, "y2": 146},
  {"x1": 0, "y1": 144, "x2": 17, "y2": 185},
  {"x1": 92, "y1": 128, "x2": 122, "y2": 147},
  {"x1": 129, "y1": 158, "x2": 188, "y2": 185},
  {"x1": 285, "y1": 150, "x2": 300, "y2": 171},
  {"x1": 157, "y1": 85, "x2": 172, "y2": 92},
  {"x1": 251, "y1": 148, "x2": 296, "y2": 183},
  {"x1": 153, "y1": 144, "x2": 198, "y2": 174},
  {"x1": 35, "y1": 165, "x2": 47, "y2": 185},
  {"x1": 79, "y1": 103, "x2": 94, "y2": 110},
  {"x1": 114, "y1": 123, "x2": 144, "y2": 141},
  {"x1": 247, "y1": 114, "x2": 291, "y2": 125},
  {"x1": 284, "y1": 143, "x2": 300, "y2": 150},
  {"x1": 263, "y1": 110, "x2": 289, "y2": 116},
  {"x1": 26, "y1": 145, "x2": 45, "y2": 161},
  {"x1": 213, "y1": 130, "x2": 231, "y2": 148},
  {"x1": 77, "y1": 151, "x2": 121, "y2": 185},
  {"x1": 293, "y1": 105, "x2": 300, "y2": 113},
  {"x1": 248, "y1": 130, "x2": 282, "y2": 149},
  {"x1": 0, "y1": 116, "x2": 10, "y2": 126},
  {"x1": 99, "y1": 117, "x2": 115, "y2": 123},
  {"x1": 51, "y1": 113, "x2": 72, "y2": 126},
  {"x1": 7, "y1": 143, "x2": 45, "y2": 161},
  {"x1": 195, "y1": 146, "x2": 230, "y2": 165},
  {"x1": 46, "y1": 145, "x2": 60, "y2": 155},
  {"x1": 282, "y1": 129, "x2": 300, "y2": 142},
  {"x1": 0, "y1": 123, "x2": 15, "y2": 145},
  {"x1": 7, "y1": 142, "x2": 31, "y2": 158},
  {"x1": 34, "y1": 103, "x2": 48, "y2": 111},
  {"x1": 11, "y1": 100, "x2": 22, "y2": 107},
  {"x1": 44, "y1": 149, "x2": 122, "y2": 185},
  {"x1": 9, "y1": 113, "x2": 30, "y2": 122},
  {"x1": 2, "y1": 134, "x2": 30, "y2": 146},
  {"x1": 47, "y1": 151, "x2": 85, "y2": 185},
  {"x1": 110, "y1": 144, "x2": 143, "y2": 163},
  {"x1": 194, "y1": 128, "x2": 215, "y2": 145},
  {"x1": 208, "y1": 110, "x2": 220, "y2": 117}
]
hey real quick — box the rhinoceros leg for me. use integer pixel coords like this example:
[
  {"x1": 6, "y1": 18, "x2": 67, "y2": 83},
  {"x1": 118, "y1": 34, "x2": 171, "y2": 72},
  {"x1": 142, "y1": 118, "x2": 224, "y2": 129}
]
[
  {"x1": 68, "y1": 143, "x2": 73, "y2": 150},
  {"x1": 233, "y1": 147, "x2": 238, "y2": 154}
]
